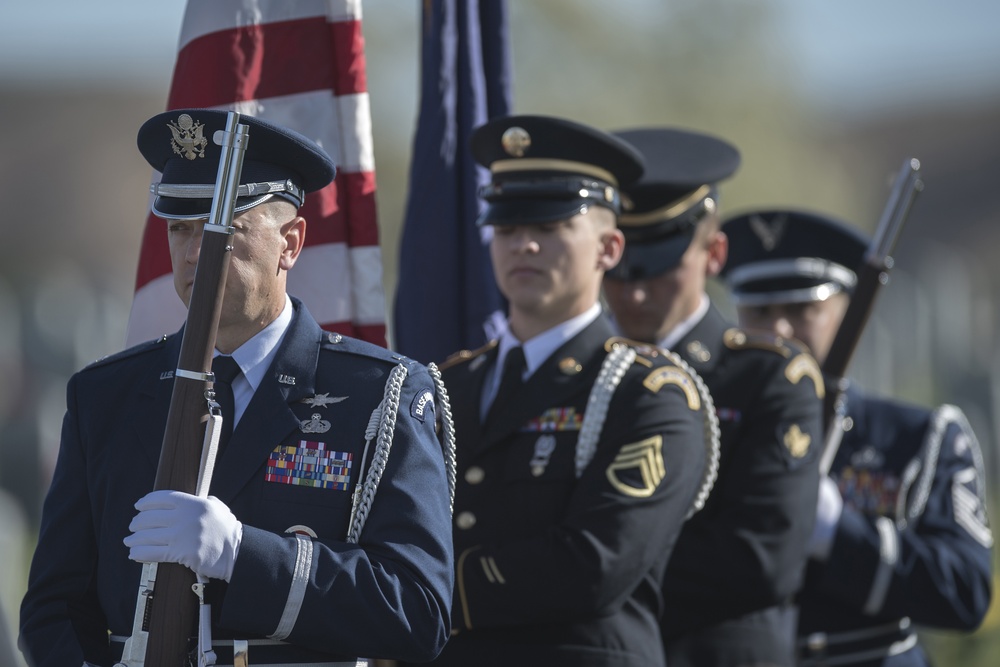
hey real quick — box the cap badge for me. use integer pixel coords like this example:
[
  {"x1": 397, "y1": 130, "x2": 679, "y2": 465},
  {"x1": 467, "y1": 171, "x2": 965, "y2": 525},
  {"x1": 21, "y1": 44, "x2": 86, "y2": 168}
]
[
  {"x1": 501, "y1": 126, "x2": 532, "y2": 157},
  {"x1": 749, "y1": 213, "x2": 787, "y2": 251},
  {"x1": 167, "y1": 113, "x2": 208, "y2": 160}
]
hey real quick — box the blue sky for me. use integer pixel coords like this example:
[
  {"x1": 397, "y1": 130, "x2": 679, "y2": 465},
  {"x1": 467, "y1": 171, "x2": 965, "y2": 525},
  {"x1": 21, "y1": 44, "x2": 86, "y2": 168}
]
[{"x1": 2, "y1": 1, "x2": 999, "y2": 116}]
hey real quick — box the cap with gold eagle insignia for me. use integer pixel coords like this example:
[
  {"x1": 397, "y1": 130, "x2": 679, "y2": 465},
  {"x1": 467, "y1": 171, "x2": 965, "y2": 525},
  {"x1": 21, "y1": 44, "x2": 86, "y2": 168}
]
[{"x1": 470, "y1": 114, "x2": 645, "y2": 227}]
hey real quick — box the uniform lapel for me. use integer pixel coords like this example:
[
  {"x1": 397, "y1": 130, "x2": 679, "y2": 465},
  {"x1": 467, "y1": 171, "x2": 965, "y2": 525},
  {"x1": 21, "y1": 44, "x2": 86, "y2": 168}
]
[
  {"x1": 448, "y1": 345, "x2": 497, "y2": 452},
  {"x1": 210, "y1": 304, "x2": 319, "y2": 503},
  {"x1": 478, "y1": 316, "x2": 612, "y2": 449},
  {"x1": 135, "y1": 333, "x2": 184, "y2": 474}
]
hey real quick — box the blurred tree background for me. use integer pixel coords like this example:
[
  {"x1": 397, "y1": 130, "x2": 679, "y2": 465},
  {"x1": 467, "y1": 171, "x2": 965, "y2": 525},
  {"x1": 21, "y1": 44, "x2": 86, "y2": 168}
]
[{"x1": 1, "y1": 1, "x2": 998, "y2": 664}]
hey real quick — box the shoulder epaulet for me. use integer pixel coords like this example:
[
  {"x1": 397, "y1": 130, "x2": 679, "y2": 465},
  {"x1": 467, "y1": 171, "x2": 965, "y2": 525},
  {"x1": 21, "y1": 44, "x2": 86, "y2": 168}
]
[
  {"x1": 723, "y1": 327, "x2": 810, "y2": 357},
  {"x1": 84, "y1": 334, "x2": 170, "y2": 370},
  {"x1": 723, "y1": 328, "x2": 823, "y2": 397},
  {"x1": 438, "y1": 340, "x2": 498, "y2": 371},
  {"x1": 603, "y1": 336, "x2": 668, "y2": 368},
  {"x1": 319, "y1": 331, "x2": 416, "y2": 367}
]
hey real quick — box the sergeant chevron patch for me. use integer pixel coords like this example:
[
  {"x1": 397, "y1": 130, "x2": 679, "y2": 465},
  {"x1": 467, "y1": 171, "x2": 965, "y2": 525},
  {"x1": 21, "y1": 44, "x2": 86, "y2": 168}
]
[{"x1": 606, "y1": 435, "x2": 665, "y2": 498}]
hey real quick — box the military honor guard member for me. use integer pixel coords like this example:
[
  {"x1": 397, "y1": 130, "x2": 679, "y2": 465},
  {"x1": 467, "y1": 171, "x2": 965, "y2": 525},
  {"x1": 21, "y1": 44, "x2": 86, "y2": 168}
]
[
  {"x1": 408, "y1": 115, "x2": 717, "y2": 667},
  {"x1": 602, "y1": 128, "x2": 825, "y2": 666},
  {"x1": 722, "y1": 209, "x2": 994, "y2": 666},
  {"x1": 19, "y1": 110, "x2": 455, "y2": 667}
]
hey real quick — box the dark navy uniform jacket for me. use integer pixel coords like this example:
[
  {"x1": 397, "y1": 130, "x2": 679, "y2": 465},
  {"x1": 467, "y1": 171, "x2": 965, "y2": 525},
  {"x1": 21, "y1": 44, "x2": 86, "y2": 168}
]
[
  {"x1": 797, "y1": 385, "x2": 993, "y2": 666},
  {"x1": 660, "y1": 304, "x2": 824, "y2": 667},
  {"x1": 20, "y1": 298, "x2": 454, "y2": 667},
  {"x1": 416, "y1": 314, "x2": 710, "y2": 667}
]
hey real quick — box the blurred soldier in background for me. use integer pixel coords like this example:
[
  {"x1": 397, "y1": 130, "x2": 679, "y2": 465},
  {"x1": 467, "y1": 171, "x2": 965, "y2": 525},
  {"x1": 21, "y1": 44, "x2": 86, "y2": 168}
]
[
  {"x1": 603, "y1": 128, "x2": 824, "y2": 666},
  {"x1": 412, "y1": 115, "x2": 716, "y2": 667},
  {"x1": 722, "y1": 209, "x2": 994, "y2": 666}
]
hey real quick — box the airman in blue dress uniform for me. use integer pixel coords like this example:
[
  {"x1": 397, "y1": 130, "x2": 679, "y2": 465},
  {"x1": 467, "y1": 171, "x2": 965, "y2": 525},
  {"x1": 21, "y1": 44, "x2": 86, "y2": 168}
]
[
  {"x1": 603, "y1": 128, "x2": 825, "y2": 667},
  {"x1": 722, "y1": 209, "x2": 994, "y2": 666},
  {"x1": 411, "y1": 115, "x2": 717, "y2": 667},
  {"x1": 19, "y1": 109, "x2": 455, "y2": 667}
]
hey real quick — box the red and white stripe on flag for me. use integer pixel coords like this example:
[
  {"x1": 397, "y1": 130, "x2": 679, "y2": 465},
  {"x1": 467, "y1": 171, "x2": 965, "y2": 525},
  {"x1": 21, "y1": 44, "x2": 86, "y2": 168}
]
[{"x1": 125, "y1": 0, "x2": 386, "y2": 347}]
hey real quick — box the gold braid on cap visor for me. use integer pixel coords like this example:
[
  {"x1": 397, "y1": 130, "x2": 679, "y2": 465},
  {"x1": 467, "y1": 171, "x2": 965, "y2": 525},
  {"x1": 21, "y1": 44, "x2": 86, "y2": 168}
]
[
  {"x1": 618, "y1": 185, "x2": 713, "y2": 227},
  {"x1": 490, "y1": 158, "x2": 618, "y2": 187}
]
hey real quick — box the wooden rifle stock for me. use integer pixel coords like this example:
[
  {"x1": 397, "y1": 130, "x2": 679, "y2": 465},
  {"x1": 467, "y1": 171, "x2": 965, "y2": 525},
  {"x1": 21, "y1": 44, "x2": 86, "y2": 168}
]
[
  {"x1": 818, "y1": 158, "x2": 923, "y2": 474},
  {"x1": 142, "y1": 112, "x2": 249, "y2": 666}
]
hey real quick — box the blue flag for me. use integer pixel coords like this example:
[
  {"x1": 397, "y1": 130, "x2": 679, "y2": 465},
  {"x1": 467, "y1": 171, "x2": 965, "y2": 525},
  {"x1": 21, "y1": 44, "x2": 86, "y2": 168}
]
[{"x1": 392, "y1": 0, "x2": 513, "y2": 364}]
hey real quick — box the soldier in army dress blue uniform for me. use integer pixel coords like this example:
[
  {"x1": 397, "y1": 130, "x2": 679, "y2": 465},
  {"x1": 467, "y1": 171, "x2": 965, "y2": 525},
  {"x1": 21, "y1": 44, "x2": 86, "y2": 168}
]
[
  {"x1": 722, "y1": 209, "x2": 994, "y2": 667},
  {"x1": 602, "y1": 128, "x2": 825, "y2": 666},
  {"x1": 408, "y1": 115, "x2": 717, "y2": 667},
  {"x1": 19, "y1": 110, "x2": 455, "y2": 667}
]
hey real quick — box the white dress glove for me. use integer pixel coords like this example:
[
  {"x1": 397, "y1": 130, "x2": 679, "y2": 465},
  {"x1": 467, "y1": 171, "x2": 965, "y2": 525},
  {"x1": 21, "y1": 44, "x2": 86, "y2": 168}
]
[
  {"x1": 809, "y1": 475, "x2": 844, "y2": 561},
  {"x1": 124, "y1": 489, "x2": 243, "y2": 582}
]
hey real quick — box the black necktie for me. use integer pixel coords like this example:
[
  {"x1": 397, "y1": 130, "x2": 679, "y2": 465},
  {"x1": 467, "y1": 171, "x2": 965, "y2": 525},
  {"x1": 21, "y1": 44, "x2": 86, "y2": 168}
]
[
  {"x1": 487, "y1": 346, "x2": 525, "y2": 425},
  {"x1": 212, "y1": 355, "x2": 241, "y2": 456}
]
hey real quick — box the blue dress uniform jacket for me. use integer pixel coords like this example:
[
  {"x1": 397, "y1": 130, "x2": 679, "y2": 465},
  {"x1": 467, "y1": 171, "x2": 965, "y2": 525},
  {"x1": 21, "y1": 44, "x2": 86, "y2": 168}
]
[
  {"x1": 797, "y1": 385, "x2": 993, "y2": 666},
  {"x1": 20, "y1": 298, "x2": 454, "y2": 667},
  {"x1": 416, "y1": 314, "x2": 711, "y2": 667},
  {"x1": 661, "y1": 304, "x2": 824, "y2": 667}
]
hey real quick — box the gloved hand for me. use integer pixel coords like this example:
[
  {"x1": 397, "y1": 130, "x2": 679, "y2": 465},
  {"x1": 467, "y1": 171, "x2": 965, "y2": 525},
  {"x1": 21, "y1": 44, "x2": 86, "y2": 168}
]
[
  {"x1": 808, "y1": 475, "x2": 844, "y2": 561},
  {"x1": 124, "y1": 490, "x2": 243, "y2": 582}
]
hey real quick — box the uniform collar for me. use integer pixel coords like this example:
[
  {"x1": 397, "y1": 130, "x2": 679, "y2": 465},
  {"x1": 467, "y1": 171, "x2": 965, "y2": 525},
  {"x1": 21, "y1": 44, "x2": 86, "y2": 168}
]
[
  {"x1": 216, "y1": 294, "x2": 293, "y2": 393},
  {"x1": 658, "y1": 292, "x2": 710, "y2": 351},
  {"x1": 501, "y1": 303, "x2": 602, "y2": 378}
]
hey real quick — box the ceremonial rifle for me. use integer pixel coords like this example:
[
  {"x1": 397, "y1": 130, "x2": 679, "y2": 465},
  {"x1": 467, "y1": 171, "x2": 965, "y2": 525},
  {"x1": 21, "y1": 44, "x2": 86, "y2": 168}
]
[
  {"x1": 117, "y1": 111, "x2": 249, "y2": 666},
  {"x1": 818, "y1": 158, "x2": 923, "y2": 475}
]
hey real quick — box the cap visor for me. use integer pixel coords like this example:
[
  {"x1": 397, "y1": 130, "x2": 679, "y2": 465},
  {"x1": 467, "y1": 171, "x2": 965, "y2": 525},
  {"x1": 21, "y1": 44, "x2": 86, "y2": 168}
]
[
  {"x1": 607, "y1": 231, "x2": 694, "y2": 281},
  {"x1": 478, "y1": 199, "x2": 592, "y2": 227}
]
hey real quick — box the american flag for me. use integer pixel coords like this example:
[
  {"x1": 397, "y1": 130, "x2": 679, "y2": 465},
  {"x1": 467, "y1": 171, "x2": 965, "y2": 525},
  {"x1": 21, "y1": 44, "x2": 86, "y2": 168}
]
[{"x1": 125, "y1": 0, "x2": 386, "y2": 347}]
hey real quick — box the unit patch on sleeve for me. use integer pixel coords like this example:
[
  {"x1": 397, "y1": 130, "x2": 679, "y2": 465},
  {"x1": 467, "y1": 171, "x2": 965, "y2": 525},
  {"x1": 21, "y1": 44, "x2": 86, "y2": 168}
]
[
  {"x1": 642, "y1": 366, "x2": 701, "y2": 410},
  {"x1": 410, "y1": 387, "x2": 436, "y2": 422},
  {"x1": 785, "y1": 353, "x2": 825, "y2": 399},
  {"x1": 266, "y1": 441, "x2": 353, "y2": 490}
]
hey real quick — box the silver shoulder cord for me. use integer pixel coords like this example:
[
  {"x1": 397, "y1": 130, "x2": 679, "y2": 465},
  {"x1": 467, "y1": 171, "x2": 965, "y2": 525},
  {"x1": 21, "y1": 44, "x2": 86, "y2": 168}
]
[
  {"x1": 428, "y1": 362, "x2": 458, "y2": 513},
  {"x1": 575, "y1": 344, "x2": 635, "y2": 478},
  {"x1": 347, "y1": 363, "x2": 408, "y2": 544},
  {"x1": 662, "y1": 349, "x2": 720, "y2": 518},
  {"x1": 116, "y1": 391, "x2": 226, "y2": 667}
]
